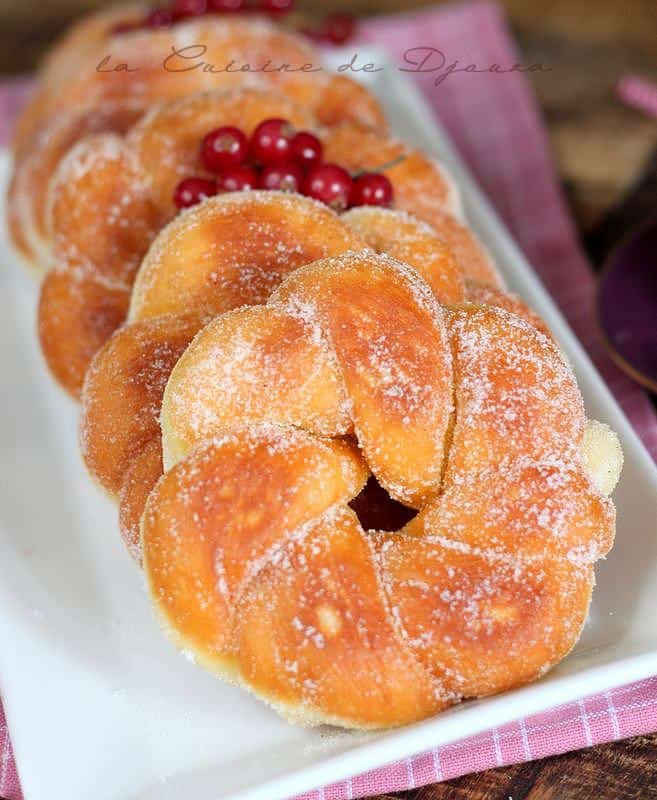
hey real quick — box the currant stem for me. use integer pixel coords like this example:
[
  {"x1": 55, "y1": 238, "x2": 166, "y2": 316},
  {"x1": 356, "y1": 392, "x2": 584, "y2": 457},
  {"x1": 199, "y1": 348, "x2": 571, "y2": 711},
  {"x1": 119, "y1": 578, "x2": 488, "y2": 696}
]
[{"x1": 352, "y1": 154, "x2": 406, "y2": 178}]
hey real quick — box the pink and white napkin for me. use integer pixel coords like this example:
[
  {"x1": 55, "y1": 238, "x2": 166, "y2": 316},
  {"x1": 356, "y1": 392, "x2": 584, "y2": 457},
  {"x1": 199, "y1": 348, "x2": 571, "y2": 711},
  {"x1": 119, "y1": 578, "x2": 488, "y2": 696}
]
[{"x1": 2, "y1": 2, "x2": 657, "y2": 798}]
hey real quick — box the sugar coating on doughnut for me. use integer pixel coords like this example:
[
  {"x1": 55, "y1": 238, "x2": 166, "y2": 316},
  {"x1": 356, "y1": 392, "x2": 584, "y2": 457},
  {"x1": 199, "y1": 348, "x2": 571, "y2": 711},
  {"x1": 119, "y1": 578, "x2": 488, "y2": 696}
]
[
  {"x1": 464, "y1": 281, "x2": 551, "y2": 338},
  {"x1": 129, "y1": 191, "x2": 367, "y2": 322},
  {"x1": 81, "y1": 312, "x2": 201, "y2": 497},
  {"x1": 163, "y1": 251, "x2": 453, "y2": 506},
  {"x1": 443, "y1": 305, "x2": 585, "y2": 476},
  {"x1": 161, "y1": 305, "x2": 353, "y2": 471},
  {"x1": 322, "y1": 124, "x2": 460, "y2": 226},
  {"x1": 9, "y1": 100, "x2": 146, "y2": 268},
  {"x1": 342, "y1": 206, "x2": 465, "y2": 305},
  {"x1": 147, "y1": 253, "x2": 619, "y2": 728},
  {"x1": 375, "y1": 531, "x2": 594, "y2": 698},
  {"x1": 50, "y1": 132, "x2": 164, "y2": 288}
]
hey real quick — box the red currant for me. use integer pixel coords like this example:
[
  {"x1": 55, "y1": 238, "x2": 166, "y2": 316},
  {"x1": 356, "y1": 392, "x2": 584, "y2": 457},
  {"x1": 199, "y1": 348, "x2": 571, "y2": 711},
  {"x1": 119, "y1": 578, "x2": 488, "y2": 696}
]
[
  {"x1": 201, "y1": 126, "x2": 248, "y2": 173},
  {"x1": 250, "y1": 118, "x2": 295, "y2": 165},
  {"x1": 144, "y1": 7, "x2": 173, "y2": 27},
  {"x1": 208, "y1": 0, "x2": 245, "y2": 10},
  {"x1": 258, "y1": 161, "x2": 304, "y2": 192},
  {"x1": 290, "y1": 131, "x2": 323, "y2": 171},
  {"x1": 324, "y1": 13, "x2": 356, "y2": 45},
  {"x1": 259, "y1": 0, "x2": 294, "y2": 13},
  {"x1": 171, "y1": 0, "x2": 207, "y2": 20},
  {"x1": 173, "y1": 177, "x2": 217, "y2": 209},
  {"x1": 216, "y1": 165, "x2": 259, "y2": 193},
  {"x1": 351, "y1": 173, "x2": 394, "y2": 208},
  {"x1": 302, "y1": 164, "x2": 353, "y2": 211}
]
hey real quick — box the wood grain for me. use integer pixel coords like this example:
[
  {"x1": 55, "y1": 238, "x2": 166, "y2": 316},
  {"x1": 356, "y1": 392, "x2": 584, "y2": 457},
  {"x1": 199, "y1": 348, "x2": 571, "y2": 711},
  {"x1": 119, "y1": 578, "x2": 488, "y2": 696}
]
[
  {"x1": 373, "y1": 732, "x2": 657, "y2": 798},
  {"x1": 0, "y1": 1, "x2": 655, "y2": 797}
]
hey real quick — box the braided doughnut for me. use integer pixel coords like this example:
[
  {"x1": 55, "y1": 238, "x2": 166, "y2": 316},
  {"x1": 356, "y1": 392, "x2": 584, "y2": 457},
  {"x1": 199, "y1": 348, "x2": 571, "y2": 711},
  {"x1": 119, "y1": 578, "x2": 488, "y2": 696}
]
[
  {"x1": 322, "y1": 125, "x2": 501, "y2": 287},
  {"x1": 144, "y1": 252, "x2": 618, "y2": 728},
  {"x1": 38, "y1": 89, "x2": 316, "y2": 398},
  {"x1": 11, "y1": 3, "x2": 147, "y2": 155},
  {"x1": 82, "y1": 190, "x2": 585, "y2": 556},
  {"x1": 9, "y1": 16, "x2": 385, "y2": 270},
  {"x1": 81, "y1": 191, "x2": 366, "y2": 555}
]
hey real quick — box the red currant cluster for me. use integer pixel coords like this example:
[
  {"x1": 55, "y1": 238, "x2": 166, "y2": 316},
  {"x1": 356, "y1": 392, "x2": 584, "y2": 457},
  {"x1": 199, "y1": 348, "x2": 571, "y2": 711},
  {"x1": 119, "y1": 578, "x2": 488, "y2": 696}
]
[
  {"x1": 173, "y1": 118, "x2": 394, "y2": 212},
  {"x1": 114, "y1": 0, "x2": 296, "y2": 34},
  {"x1": 113, "y1": 0, "x2": 354, "y2": 45},
  {"x1": 112, "y1": 0, "x2": 356, "y2": 45}
]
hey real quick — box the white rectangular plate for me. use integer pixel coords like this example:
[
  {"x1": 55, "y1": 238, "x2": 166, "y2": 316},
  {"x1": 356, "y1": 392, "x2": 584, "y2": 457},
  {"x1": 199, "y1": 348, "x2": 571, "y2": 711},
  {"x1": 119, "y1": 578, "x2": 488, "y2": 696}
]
[{"x1": 2, "y1": 49, "x2": 657, "y2": 800}]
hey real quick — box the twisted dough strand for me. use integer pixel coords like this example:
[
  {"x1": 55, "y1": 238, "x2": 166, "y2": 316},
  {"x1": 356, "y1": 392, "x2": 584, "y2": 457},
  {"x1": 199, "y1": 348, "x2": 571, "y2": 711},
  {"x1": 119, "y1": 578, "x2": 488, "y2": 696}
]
[
  {"x1": 146, "y1": 252, "x2": 615, "y2": 728},
  {"x1": 80, "y1": 193, "x2": 367, "y2": 555}
]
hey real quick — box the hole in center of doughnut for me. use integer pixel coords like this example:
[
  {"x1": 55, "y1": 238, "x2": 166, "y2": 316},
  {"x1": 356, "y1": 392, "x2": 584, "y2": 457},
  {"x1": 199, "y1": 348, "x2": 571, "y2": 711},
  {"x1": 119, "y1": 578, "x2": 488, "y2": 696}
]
[{"x1": 349, "y1": 476, "x2": 418, "y2": 532}]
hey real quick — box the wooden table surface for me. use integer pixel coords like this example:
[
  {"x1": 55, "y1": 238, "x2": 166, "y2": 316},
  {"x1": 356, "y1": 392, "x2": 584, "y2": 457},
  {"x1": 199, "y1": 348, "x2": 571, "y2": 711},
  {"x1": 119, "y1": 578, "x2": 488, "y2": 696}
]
[{"x1": 1, "y1": 1, "x2": 656, "y2": 797}]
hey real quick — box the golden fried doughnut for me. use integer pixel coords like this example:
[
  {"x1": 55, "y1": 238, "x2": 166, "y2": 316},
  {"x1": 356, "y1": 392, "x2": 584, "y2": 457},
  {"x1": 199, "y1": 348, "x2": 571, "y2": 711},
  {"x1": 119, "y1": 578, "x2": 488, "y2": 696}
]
[
  {"x1": 127, "y1": 90, "x2": 314, "y2": 216},
  {"x1": 37, "y1": 90, "x2": 322, "y2": 398},
  {"x1": 145, "y1": 425, "x2": 441, "y2": 725},
  {"x1": 82, "y1": 191, "x2": 502, "y2": 562},
  {"x1": 342, "y1": 206, "x2": 464, "y2": 304},
  {"x1": 10, "y1": 16, "x2": 385, "y2": 269},
  {"x1": 80, "y1": 191, "x2": 366, "y2": 557},
  {"x1": 322, "y1": 124, "x2": 503, "y2": 287},
  {"x1": 145, "y1": 252, "x2": 618, "y2": 728},
  {"x1": 321, "y1": 123, "x2": 461, "y2": 218},
  {"x1": 11, "y1": 4, "x2": 146, "y2": 154},
  {"x1": 81, "y1": 312, "x2": 200, "y2": 558},
  {"x1": 128, "y1": 190, "x2": 366, "y2": 322},
  {"x1": 118, "y1": 437, "x2": 163, "y2": 563},
  {"x1": 430, "y1": 209, "x2": 501, "y2": 287},
  {"x1": 465, "y1": 279, "x2": 552, "y2": 339},
  {"x1": 38, "y1": 269, "x2": 131, "y2": 398},
  {"x1": 8, "y1": 102, "x2": 146, "y2": 272}
]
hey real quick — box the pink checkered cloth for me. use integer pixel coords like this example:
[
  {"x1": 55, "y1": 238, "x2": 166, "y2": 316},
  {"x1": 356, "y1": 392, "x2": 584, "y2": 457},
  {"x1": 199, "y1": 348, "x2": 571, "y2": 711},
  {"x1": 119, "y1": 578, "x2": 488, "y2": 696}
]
[{"x1": 2, "y1": 2, "x2": 657, "y2": 798}]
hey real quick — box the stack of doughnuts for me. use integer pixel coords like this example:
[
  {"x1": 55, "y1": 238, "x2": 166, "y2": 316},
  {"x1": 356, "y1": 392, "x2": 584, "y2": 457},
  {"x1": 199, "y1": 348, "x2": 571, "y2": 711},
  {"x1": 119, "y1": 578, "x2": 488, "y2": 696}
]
[{"x1": 8, "y1": 5, "x2": 624, "y2": 729}]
